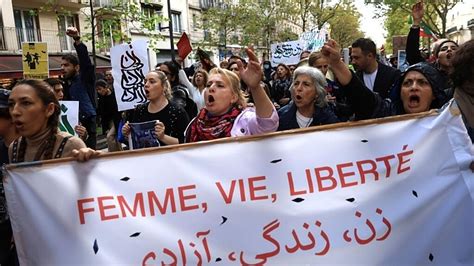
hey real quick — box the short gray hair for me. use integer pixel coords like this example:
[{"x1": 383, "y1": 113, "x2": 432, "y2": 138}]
[{"x1": 290, "y1": 66, "x2": 329, "y2": 108}]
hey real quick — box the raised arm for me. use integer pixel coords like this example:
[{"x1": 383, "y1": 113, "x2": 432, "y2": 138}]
[
  {"x1": 238, "y1": 48, "x2": 275, "y2": 118},
  {"x1": 66, "y1": 27, "x2": 95, "y2": 84},
  {"x1": 406, "y1": 1, "x2": 425, "y2": 65}
]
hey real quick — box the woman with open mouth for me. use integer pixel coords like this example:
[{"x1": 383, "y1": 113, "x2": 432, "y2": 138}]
[
  {"x1": 185, "y1": 48, "x2": 278, "y2": 142},
  {"x1": 121, "y1": 70, "x2": 190, "y2": 148},
  {"x1": 322, "y1": 39, "x2": 448, "y2": 120},
  {"x1": 277, "y1": 66, "x2": 339, "y2": 131},
  {"x1": 8, "y1": 79, "x2": 99, "y2": 162}
]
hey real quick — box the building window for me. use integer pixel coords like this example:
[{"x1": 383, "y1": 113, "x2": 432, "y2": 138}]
[
  {"x1": 14, "y1": 9, "x2": 40, "y2": 47},
  {"x1": 142, "y1": 4, "x2": 162, "y2": 31},
  {"x1": 171, "y1": 12, "x2": 182, "y2": 33},
  {"x1": 192, "y1": 14, "x2": 197, "y2": 30},
  {"x1": 97, "y1": 18, "x2": 122, "y2": 50},
  {"x1": 58, "y1": 15, "x2": 76, "y2": 51}
]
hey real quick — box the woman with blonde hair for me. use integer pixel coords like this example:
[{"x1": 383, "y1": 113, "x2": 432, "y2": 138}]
[
  {"x1": 185, "y1": 48, "x2": 278, "y2": 142},
  {"x1": 121, "y1": 70, "x2": 190, "y2": 147}
]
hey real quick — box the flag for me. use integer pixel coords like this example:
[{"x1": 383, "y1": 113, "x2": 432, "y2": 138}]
[
  {"x1": 176, "y1": 32, "x2": 192, "y2": 59},
  {"x1": 420, "y1": 22, "x2": 438, "y2": 40}
]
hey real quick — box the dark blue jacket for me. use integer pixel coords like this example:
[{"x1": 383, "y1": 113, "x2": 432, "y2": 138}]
[
  {"x1": 64, "y1": 42, "x2": 97, "y2": 119},
  {"x1": 277, "y1": 101, "x2": 339, "y2": 131}
]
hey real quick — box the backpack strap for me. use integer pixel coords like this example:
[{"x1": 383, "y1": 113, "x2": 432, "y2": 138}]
[{"x1": 54, "y1": 136, "x2": 72, "y2": 159}]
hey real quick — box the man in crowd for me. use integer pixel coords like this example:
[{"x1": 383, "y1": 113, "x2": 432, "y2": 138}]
[
  {"x1": 61, "y1": 27, "x2": 97, "y2": 149},
  {"x1": 351, "y1": 38, "x2": 401, "y2": 99}
]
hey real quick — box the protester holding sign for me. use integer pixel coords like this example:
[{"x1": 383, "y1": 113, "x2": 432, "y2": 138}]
[
  {"x1": 8, "y1": 79, "x2": 98, "y2": 162},
  {"x1": 277, "y1": 66, "x2": 338, "y2": 131},
  {"x1": 185, "y1": 48, "x2": 278, "y2": 142},
  {"x1": 322, "y1": 39, "x2": 447, "y2": 120},
  {"x1": 121, "y1": 71, "x2": 190, "y2": 147},
  {"x1": 44, "y1": 78, "x2": 88, "y2": 141}
]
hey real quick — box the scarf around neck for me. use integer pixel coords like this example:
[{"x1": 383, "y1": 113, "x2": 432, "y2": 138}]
[{"x1": 186, "y1": 106, "x2": 242, "y2": 142}]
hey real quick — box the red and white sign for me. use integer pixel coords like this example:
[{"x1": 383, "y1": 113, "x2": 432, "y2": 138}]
[{"x1": 5, "y1": 105, "x2": 474, "y2": 265}]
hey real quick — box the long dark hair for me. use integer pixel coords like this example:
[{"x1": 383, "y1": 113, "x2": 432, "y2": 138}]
[
  {"x1": 13, "y1": 79, "x2": 61, "y2": 131},
  {"x1": 12, "y1": 79, "x2": 62, "y2": 162}
]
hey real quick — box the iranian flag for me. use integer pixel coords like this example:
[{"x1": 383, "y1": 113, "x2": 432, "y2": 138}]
[{"x1": 420, "y1": 22, "x2": 438, "y2": 40}]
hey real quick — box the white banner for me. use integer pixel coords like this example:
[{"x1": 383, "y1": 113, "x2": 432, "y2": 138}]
[
  {"x1": 4, "y1": 106, "x2": 474, "y2": 265},
  {"x1": 271, "y1": 40, "x2": 304, "y2": 67},
  {"x1": 58, "y1": 100, "x2": 79, "y2": 136},
  {"x1": 111, "y1": 40, "x2": 150, "y2": 111}
]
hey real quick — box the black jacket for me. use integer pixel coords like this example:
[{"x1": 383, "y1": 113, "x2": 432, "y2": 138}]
[{"x1": 356, "y1": 62, "x2": 401, "y2": 99}]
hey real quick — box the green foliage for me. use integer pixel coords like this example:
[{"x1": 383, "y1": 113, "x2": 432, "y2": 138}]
[
  {"x1": 38, "y1": 0, "x2": 165, "y2": 53},
  {"x1": 374, "y1": 0, "x2": 463, "y2": 38},
  {"x1": 327, "y1": 2, "x2": 364, "y2": 48},
  {"x1": 383, "y1": 7, "x2": 410, "y2": 52}
]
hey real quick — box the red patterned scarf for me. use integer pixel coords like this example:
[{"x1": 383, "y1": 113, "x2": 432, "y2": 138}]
[{"x1": 186, "y1": 106, "x2": 242, "y2": 142}]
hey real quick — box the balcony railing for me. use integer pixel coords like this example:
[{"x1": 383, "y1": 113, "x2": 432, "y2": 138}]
[
  {"x1": 0, "y1": 26, "x2": 111, "y2": 54},
  {"x1": 0, "y1": 27, "x2": 78, "y2": 53}
]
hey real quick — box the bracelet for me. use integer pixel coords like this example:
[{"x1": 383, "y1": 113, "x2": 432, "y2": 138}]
[{"x1": 73, "y1": 36, "x2": 81, "y2": 41}]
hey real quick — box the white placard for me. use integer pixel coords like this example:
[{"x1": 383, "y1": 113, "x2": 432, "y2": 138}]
[
  {"x1": 58, "y1": 100, "x2": 79, "y2": 136},
  {"x1": 111, "y1": 40, "x2": 150, "y2": 111}
]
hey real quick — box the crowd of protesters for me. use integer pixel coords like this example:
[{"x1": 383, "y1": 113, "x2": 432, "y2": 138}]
[{"x1": 1, "y1": 0, "x2": 474, "y2": 263}]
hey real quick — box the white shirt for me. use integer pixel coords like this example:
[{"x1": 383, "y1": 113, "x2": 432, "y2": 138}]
[
  {"x1": 296, "y1": 110, "x2": 313, "y2": 128},
  {"x1": 363, "y1": 68, "x2": 378, "y2": 91}
]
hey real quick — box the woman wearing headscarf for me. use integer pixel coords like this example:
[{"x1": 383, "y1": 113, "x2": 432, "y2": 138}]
[{"x1": 322, "y1": 39, "x2": 448, "y2": 120}]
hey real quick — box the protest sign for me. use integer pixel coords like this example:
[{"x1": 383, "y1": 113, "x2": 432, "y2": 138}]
[
  {"x1": 58, "y1": 101, "x2": 79, "y2": 136},
  {"x1": 5, "y1": 106, "x2": 474, "y2": 265},
  {"x1": 22, "y1": 42, "x2": 49, "y2": 79},
  {"x1": 128, "y1": 120, "x2": 160, "y2": 150},
  {"x1": 271, "y1": 40, "x2": 304, "y2": 67},
  {"x1": 110, "y1": 40, "x2": 150, "y2": 111}
]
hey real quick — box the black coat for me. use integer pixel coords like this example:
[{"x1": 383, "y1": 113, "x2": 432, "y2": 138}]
[{"x1": 356, "y1": 62, "x2": 401, "y2": 99}]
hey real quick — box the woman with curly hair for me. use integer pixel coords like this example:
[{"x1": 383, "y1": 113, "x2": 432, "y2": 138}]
[{"x1": 8, "y1": 79, "x2": 96, "y2": 162}]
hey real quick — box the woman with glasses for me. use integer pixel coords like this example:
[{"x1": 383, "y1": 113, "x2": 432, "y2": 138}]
[
  {"x1": 121, "y1": 70, "x2": 190, "y2": 147},
  {"x1": 185, "y1": 48, "x2": 278, "y2": 142}
]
